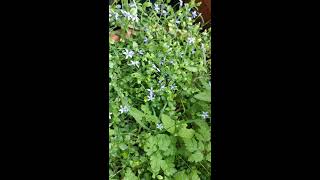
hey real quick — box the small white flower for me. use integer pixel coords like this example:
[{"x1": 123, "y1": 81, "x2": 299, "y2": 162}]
[
  {"x1": 191, "y1": 11, "x2": 198, "y2": 19},
  {"x1": 176, "y1": 19, "x2": 181, "y2": 24},
  {"x1": 156, "y1": 123, "x2": 164, "y2": 130},
  {"x1": 154, "y1": 4, "x2": 160, "y2": 12},
  {"x1": 169, "y1": 59, "x2": 174, "y2": 65},
  {"x1": 162, "y1": 10, "x2": 168, "y2": 16},
  {"x1": 138, "y1": 50, "x2": 144, "y2": 55},
  {"x1": 129, "y1": 61, "x2": 140, "y2": 68},
  {"x1": 179, "y1": 0, "x2": 183, "y2": 7},
  {"x1": 192, "y1": 48, "x2": 196, "y2": 54},
  {"x1": 123, "y1": 49, "x2": 134, "y2": 59},
  {"x1": 116, "y1": 4, "x2": 121, "y2": 9},
  {"x1": 201, "y1": 112, "x2": 209, "y2": 119},
  {"x1": 160, "y1": 85, "x2": 165, "y2": 90},
  {"x1": 109, "y1": 112, "x2": 112, "y2": 119},
  {"x1": 187, "y1": 37, "x2": 195, "y2": 44},
  {"x1": 119, "y1": 105, "x2": 129, "y2": 114},
  {"x1": 170, "y1": 84, "x2": 177, "y2": 90}
]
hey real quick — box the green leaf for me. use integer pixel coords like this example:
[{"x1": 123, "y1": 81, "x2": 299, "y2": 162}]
[
  {"x1": 206, "y1": 153, "x2": 211, "y2": 162},
  {"x1": 183, "y1": 137, "x2": 198, "y2": 153},
  {"x1": 119, "y1": 143, "x2": 128, "y2": 150},
  {"x1": 174, "y1": 170, "x2": 188, "y2": 180},
  {"x1": 141, "y1": 104, "x2": 151, "y2": 115},
  {"x1": 188, "y1": 151, "x2": 204, "y2": 162},
  {"x1": 178, "y1": 124, "x2": 195, "y2": 139},
  {"x1": 207, "y1": 142, "x2": 211, "y2": 152},
  {"x1": 163, "y1": 136, "x2": 177, "y2": 156},
  {"x1": 124, "y1": 168, "x2": 138, "y2": 180},
  {"x1": 161, "y1": 158, "x2": 177, "y2": 176},
  {"x1": 109, "y1": 129, "x2": 114, "y2": 136},
  {"x1": 156, "y1": 134, "x2": 171, "y2": 152},
  {"x1": 190, "y1": 170, "x2": 201, "y2": 180},
  {"x1": 132, "y1": 41, "x2": 138, "y2": 49},
  {"x1": 195, "y1": 121, "x2": 211, "y2": 142},
  {"x1": 129, "y1": 8, "x2": 137, "y2": 15},
  {"x1": 186, "y1": 66, "x2": 198, "y2": 72},
  {"x1": 144, "y1": 136, "x2": 158, "y2": 156},
  {"x1": 150, "y1": 152, "x2": 164, "y2": 175},
  {"x1": 146, "y1": 114, "x2": 158, "y2": 123},
  {"x1": 194, "y1": 90, "x2": 211, "y2": 102},
  {"x1": 143, "y1": 1, "x2": 153, "y2": 8},
  {"x1": 129, "y1": 107, "x2": 150, "y2": 130},
  {"x1": 198, "y1": 141, "x2": 205, "y2": 152},
  {"x1": 161, "y1": 114, "x2": 175, "y2": 134}
]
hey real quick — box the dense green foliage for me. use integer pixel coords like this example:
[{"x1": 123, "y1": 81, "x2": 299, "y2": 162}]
[{"x1": 109, "y1": 0, "x2": 211, "y2": 179}]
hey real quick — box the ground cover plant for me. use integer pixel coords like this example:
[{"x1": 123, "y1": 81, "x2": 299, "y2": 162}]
[{"x1": 109, "y1": 0, "x2": 212, "y2": 179}]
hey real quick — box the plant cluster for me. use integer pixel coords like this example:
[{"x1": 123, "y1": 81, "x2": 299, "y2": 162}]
[{"x1": 109, "y1": 0, "x2": 211, "y2": 179}]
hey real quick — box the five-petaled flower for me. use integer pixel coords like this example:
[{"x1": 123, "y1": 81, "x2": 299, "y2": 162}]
[
  {"x1": 156, "y1": 123, "x2": 164, "y2": 130},
  {"x1": 154, "y1": 4, "x2": 160, "y2": 12},
  {"x1": 123, "y1": 49, "x2": 134, "y2": 59},
  {"x1": 170, "y1": 84, "x2": 177, "y2": 90},
  {"x1": 187, "y1": 37, "x2": 195, "y2": 44},
  {"x1": 119, "y1": 105, "x2": 129, "y2": 114},
  {"x1": 201, "y1": 112, "x2": 209, "y2": 119},
  {"x1": 191, "y1": 11, "x2": 198, "y2": 19}
]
